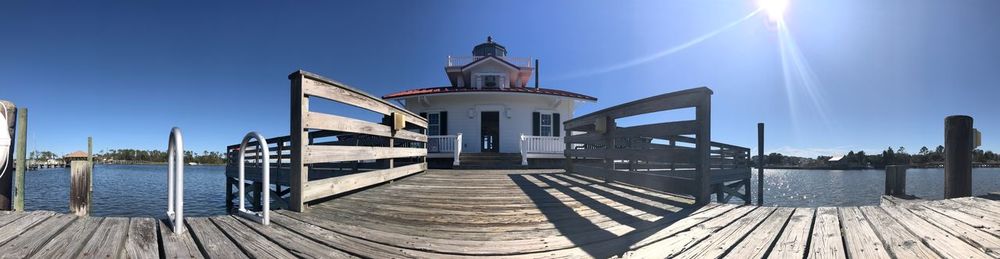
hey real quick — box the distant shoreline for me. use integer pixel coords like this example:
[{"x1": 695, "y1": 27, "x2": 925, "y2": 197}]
[{"x1": 761, "y1": 164, "x2": 999, "y2": 170}]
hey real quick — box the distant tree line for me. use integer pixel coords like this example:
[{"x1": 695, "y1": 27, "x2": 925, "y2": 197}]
[
  {"x1": 97, "y1": 149, "x2": 226, "y2": 165},
  {"x1": 26, "y1": 149, "x2": 227, "y2": 165},
  {"x1": 754, "y1": 145, "x2": 1000, "y2": 169}
]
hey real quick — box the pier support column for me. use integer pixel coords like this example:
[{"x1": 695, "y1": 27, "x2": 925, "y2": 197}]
[
  {"x1": 757, "y1": 123, "x2": 764, "y2": 206},
  {"x1": 944, "y1": 115, "x2": 973, "y2": 198},
  {"x1": 70, "y1": 161, "x2": 92, "y2": 216}
]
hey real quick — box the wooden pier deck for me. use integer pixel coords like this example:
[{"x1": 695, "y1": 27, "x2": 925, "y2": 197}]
[{"x1": 2, "y1": 169, "x2": 999, "y2": 258}]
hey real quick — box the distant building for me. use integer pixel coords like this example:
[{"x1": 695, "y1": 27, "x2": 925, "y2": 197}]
[
  {"x1": 383, "y1": 37, "x2": 596, "y2": 157},
  {"x1": 63, "y1": 151, "x2": 89, "y2": 163},
  {"x1": 827, "y1": 155, "x2": 860, "y2": 168}
]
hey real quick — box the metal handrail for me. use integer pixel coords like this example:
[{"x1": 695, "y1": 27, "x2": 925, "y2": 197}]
[
  {"x1": 166, "y1": 127, "x2": 184, "y2": 234},
  {"x1": 238, "y1": 131, "x2": 270, "y2": 225}
]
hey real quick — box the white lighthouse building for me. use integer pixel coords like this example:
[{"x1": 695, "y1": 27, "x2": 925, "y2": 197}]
[{"x1": 383, "y1": 37, "x2": 596, "y2": 167}]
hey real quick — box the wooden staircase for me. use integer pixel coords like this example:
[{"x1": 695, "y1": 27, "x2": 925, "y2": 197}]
[{"x1": 453, "y1": 153, "x2": 525, "y2": 169}]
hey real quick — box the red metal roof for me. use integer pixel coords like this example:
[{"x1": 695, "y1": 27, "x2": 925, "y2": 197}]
[{"x1": 382, "y1": 86, "x2": 597, "y2": 101}]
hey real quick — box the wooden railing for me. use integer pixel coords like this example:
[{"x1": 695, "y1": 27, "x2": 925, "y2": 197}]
[
  {"x1": 427, "y1": 134, "x2": 462, "y2": 166},
  {"x1": 562, "y1": 87, "x2": 751, "y2": 205},
  {"x1": 519, "y1": 135, "x2": 564, "y2": 165},
  {"x1": 226, "y1": 70, "x2": 428, "y2": 213}
]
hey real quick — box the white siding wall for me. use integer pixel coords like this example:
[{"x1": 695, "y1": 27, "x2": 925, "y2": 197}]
[{"x1": 402, "y1": 93, "x2": 577, "y2": 153}]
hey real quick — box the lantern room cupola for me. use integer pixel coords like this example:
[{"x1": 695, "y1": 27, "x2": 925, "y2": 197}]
[
  {"x1": 444, "y1": 36, "x2": 534, "y2": 89},
  {"x1": 472, "y1": 36, "x2": 507, "y2": 57}
]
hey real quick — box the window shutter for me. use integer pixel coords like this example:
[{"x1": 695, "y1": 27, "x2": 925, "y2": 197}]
[
  {"x1": 553, "y1": 113, "x2": 561, "y2": 137},
  {"x1": 440, "y1": 111, "x2": 448, "y2": 135},
  {"x1": 532, "y1": 112, "x2": 540, "y2": 136},
  {"x1": 419, "y1": 112, "x2": 427, "y2": 119}
]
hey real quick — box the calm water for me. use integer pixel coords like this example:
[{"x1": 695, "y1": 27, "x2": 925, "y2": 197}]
[
  {"x1": 24, "y1": 164, "x2": 227, "y2": 217},
  {"x1": 748, "y1": 168, "x2": 1000, "y2": 207},
  {"x1": 20, "y1": 165, "x2": 1000, "y2": 216}
]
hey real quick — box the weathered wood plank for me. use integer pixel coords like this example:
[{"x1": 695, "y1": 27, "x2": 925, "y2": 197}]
[
  {"x1": 859, "y1": 206, "x2": 941, "y2": 258},
  {"x1": 566, "y1": 147, "x2": 698, "y2": 164},
  {"x1": 268, "y1": 212, "x2": 450, "y2": 258},
  {"x1": 838, "y1": 207, "x2": 891, "y2": 259},
  {"x1": 303, "y1": 145, "x2": 426, "y2": 164},
  {"x1": 904, "y1": 204, "x2": 1000, "y2": 257},
  {"x1": 0, "y1": 212, "x2": 26, "y2": 228},
  {"x1": 768, "y1": 208, "x2": 815, "y2": 259},
  {"x1": 185, "y1": 217, "x2": 247, "y2": 259},
  {"x1": 158, "y1": 219, "x2": 204, "y2": 259},
  {"x1": 123, "y1": 217, "x2": 159, "y2": 259},
  {"x1": 673, "y1": 206, "x2": 775, "y2": 259},
  {"x1": 808, "y1": 207, "x2": 846, "y2": 259},
  {"x1": 564, "y1": 87, "x2": 710, "y2": 130},
  {"x1": 0, "y1": 214, "x2": 75, "y2": 258},
  {"x1": 303, "y1": 163, "x2": 426, "y2": 202},
  {"x1": 0, "y1": 211, "x2": 54, "y2": 245},
  {"x1": 304, "y1": 112, "x2": 426, "y2": 142},
  {"x1": 232, "y1": 215, "x2": 357, "y2": 258},
  {"x1": 920, "y1": 201, "x2": 1000, "y2": 237},
  {"x1": 726, "y1": 207, "x2": 793, "y2": 258},
  {"x1": 209, "y1": 216, "x2": 297, "y2": 258},
  {"x1": 624, "y1": 206, "x2": 756, "y2": 258},
  {"x1": 881, "y1": 205, "x2": 991, "y2": 258},
  {"x1": 298, "y1": 72, "x2": 427, "y2": 128},
  {"x1": 33, "y1": 217, "x2": 103, "y2": 258},
  {"x1": 77, "y1": 217, "x2": 129, "y2": 258}
]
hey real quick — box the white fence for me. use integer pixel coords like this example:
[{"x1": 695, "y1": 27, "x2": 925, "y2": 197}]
[
  {"x1": 428, "y1": 134, "x2": 462, "y2": 166},
  {"x1": 519, "y1": 135, "x2": 565, "y2": 165}
]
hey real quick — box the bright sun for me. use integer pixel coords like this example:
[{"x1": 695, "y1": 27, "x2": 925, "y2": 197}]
[{"x1": 759, "y1": 0, "x2": 789, "y2": 22}]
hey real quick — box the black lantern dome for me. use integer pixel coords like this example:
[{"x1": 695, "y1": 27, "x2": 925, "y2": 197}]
[{"x1": 472, "y1": 36, "x2": 507, "y2": 57}]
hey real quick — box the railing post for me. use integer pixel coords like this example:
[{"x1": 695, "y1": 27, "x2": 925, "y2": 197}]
[
  {"x1": 564, "y1": 127, "x2": 573, "y2": 174},
  {"x1": 944, "y1": 115, "x2": 973, "y2": 198},
  {"x1": 520, "y1": 134, "x2": 528, "y2": 166},
  {"x1": 289, "y1": 73, "x2": 307, "y2": 212},
  {"x1": 453, "y1": 133, "x2": 462, "y2": 166},
  {"x1": 757, "y1": 123, "x2": 764, "y2": 206},
  {"x1": 694, "y1": 95, "x2": 712, "y2": 205}
]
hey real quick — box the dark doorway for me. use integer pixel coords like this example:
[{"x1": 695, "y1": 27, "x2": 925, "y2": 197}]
[{"x1": 481, "y1": 111, "x2": 500, "y2": 152}]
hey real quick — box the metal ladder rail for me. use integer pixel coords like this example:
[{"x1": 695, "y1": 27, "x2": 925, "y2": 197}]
[
  {"x1": 166, "y1": 127, "x2": 184, "y2": 233},
  {"x1": 237, "y1": 131, "x2": 270, "y2": 225}
]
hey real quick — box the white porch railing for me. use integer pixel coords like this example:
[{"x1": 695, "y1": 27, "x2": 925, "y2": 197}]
[
  {"x1": 447, "y1": 56, "x2": 533, "y2": 68},
  {"x1": 520, "y1": 135, "x2": 565, "y2": 165},
  {"x1": 428, "y1": 133, "x2": 462, "y2": 166}
]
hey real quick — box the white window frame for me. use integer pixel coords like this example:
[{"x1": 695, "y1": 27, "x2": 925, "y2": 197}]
[{"x1": 538, "y1": 112, "x2": 555, "y2": 136}]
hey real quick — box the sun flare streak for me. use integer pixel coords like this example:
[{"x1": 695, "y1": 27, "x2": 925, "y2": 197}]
[
  {"x1": 551, "y1": 8, "x2": 764, "y2": 81},
  {"x1": 777, "y1": 22, "x2": 832, "y2": 131}
]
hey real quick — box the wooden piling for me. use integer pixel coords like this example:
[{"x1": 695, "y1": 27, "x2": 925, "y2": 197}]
[
  {"x1": 757, "y1": 123, "x2": 764, "y2": 206},
  {"x1": 13, "y1": 108, "x2": 26, "y2": 211},
  {"x1": 70, "y1": 160, "x2": 92, "y2": 216},
  {"x1": 0, "y1": 101, "x2": 14, "y2": 210},
  {"x1": 87, "y1": 137, "x2": 93, "y2": 215},
  {"x1": 944, "y1": 115, "x2": 972, "y2": 198},
  {"x1": 884, "y1": 165, "x2": 907, "y2": 196}
]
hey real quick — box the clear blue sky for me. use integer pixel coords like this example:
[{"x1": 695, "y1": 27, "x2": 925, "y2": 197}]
[{"x1": 2, "y1": 0, "x2": 998, "y2": 158}]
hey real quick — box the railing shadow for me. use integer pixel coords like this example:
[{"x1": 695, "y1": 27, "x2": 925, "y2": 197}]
[{"x1": 509, "y1": 171, "x2": 706, "y2": 257}]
